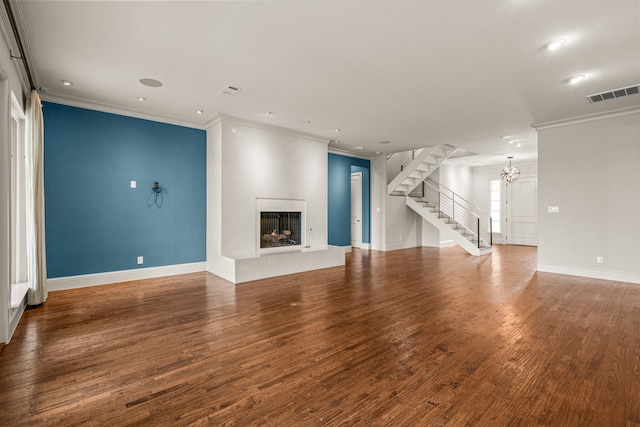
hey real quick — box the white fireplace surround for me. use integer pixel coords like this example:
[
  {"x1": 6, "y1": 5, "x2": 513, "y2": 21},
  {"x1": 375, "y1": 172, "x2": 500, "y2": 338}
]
[
  {"x1": 206, "y1": 115, "x2": 345, "y2": 284},
  {"x1": 256, "y1": 198, "x2": 306, "y2": 255}
]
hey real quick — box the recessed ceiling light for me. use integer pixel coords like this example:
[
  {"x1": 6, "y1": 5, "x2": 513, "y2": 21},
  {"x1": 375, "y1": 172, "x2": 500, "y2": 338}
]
[
  {"x1": 568, "y1": 75, "x2": 586, "y2": 85},
  {"x1": 329, "y1": 139, "x2": 340, "y2": 144},
  {"x1": 264, "y1": 111, "x2": 275, "y2": 116},
  {"x1": 508, "y1": 140, "x2": 516, "y2": 145},
  {"x1": 137, "y1": 97, "x2": 146, "y2": 102},
  {"x1": 379, "y1": 140, "x2": 391, "y2": 144},
  {"x1": 516, "y1": 143, "x2": 522, "y2": 148},
  {"x1": 139, "y1": 78, "x2": 163, "y2": 88},
  {"x1": 303, "y1": 120, "x2": 311, "y2": 124},
  {"x1": 333, "y1": 128, "x2": 342, "y2": 132},
  {"x1": 546, "y1": 39, "x2": 567, "y2": 51},
  {"x1": 196, "y1": 110, "x2": 204, "y2": 114},
  {"x1": 61, "y1": 80, "x2": 72, "y2": 86},
  {"x1": 501, "y1": 135, "x2": 513, "y2": 140},
  {"x1": 355, "y1": 146, "x2": 364, "y2": 150}
]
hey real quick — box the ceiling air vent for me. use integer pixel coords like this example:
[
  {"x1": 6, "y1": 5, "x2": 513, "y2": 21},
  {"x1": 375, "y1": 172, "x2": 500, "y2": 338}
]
[
  {"x1": 221, "y1": 85, "x2": 241, "y2": 95},
  {"x1": 587, "y1": 84, "x2": 639, "y2": 103}
]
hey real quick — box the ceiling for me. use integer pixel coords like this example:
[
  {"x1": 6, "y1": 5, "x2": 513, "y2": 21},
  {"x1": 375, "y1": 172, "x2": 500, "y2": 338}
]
[{"x1": 9, "y1": 0, "x2": 640, "y2": 166}]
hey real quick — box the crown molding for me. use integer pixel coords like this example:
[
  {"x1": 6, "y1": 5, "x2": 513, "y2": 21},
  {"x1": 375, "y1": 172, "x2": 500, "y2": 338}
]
[
  {"x1": 204, "y1": 115, "x2": 222, "y2": 129},
  {"x1": 328, "y1": 147, "x2": 377, "y2": 160},
  {"x1": 533, "y1": 106, "x2": 640, "y2": 131},
  {"x1": 40, "y1": 93, "x2": 207, "y2": 130}
]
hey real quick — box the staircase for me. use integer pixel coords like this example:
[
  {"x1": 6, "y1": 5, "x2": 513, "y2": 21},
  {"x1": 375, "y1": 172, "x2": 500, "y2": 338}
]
[
  {"x1": 407, "y1": 180, "x2": 492, "y2": 256},
  {"x1": 387, "y1": 144, "x2": 457, "y2": 195}
]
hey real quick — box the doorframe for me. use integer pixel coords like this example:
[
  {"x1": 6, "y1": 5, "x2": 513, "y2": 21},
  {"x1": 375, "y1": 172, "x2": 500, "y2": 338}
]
[
  {"x1": 350, "y1": 172, "x2": 362, "y2": 248},
  {"x1": 0, "y1": 68, "x2": 10, "y2": 344}
]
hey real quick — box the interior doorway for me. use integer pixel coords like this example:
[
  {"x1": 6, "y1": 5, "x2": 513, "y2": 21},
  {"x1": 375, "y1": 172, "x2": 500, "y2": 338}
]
[{"x1": 350, "y1": 172, "x2": 362, "y2": 248}]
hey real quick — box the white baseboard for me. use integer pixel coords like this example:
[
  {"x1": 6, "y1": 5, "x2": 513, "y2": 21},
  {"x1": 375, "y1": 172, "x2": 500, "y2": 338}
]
[
  {"x1": 384, "y1": 241, "x2": 419, "y2": 251},
  {"x1": 439, "y1": 239, "x2": 457, "y2": 248},
  {"x1": 47, "y1": 262, "x2": 206, "y2": 291},
  {"x1": 537, "y1": 263, "x2": 640, "y2": 285},
  {"x1": 360, "y1": 243, "x2": 371, "y2": 250}
]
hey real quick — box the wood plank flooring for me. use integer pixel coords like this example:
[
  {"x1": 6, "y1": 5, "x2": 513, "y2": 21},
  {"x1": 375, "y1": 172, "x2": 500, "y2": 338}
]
[{"x1": 1, "y1": 245, "x2": 639, "y2": 426}]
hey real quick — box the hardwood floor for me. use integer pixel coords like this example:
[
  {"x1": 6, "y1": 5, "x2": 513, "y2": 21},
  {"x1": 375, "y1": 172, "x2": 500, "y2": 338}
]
[{"x1": 1, "y1": 245, "x2": 639, "y2": 426}]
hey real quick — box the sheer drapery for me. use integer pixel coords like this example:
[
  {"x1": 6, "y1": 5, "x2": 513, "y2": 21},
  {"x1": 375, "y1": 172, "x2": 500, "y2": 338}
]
[{"x1": 25, "y1": 90, "x2": 47, "y2": 305}]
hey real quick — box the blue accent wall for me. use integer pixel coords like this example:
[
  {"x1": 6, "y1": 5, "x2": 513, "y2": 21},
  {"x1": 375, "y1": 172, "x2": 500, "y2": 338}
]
[
  {"x1": 43, "y1": 102, "x2": 206, "y2": 278},
  {"x1": 328, "y1": 153, "x2": 370, "y2": 246}
]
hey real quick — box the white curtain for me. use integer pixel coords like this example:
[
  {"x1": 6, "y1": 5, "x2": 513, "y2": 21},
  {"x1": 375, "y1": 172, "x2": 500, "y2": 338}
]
[{"x1": 25, "y1": 90, "x2": 47, "y2": 305}]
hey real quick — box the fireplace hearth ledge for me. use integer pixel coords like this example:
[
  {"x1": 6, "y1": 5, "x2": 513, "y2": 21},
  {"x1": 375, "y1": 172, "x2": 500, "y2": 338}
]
[{"x1": 221, "y1": 245, "x2": 346, "y2": 284}]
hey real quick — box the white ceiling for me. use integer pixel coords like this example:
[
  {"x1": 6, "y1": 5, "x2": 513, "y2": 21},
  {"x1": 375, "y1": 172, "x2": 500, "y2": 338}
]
[{"x1": 11, "y1": 0, "x2": 640, "y2": 166}]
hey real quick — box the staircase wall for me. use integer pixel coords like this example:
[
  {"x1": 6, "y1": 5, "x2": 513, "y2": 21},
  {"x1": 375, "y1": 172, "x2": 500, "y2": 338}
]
[{"x1": 371, "y1": 155, "x2": 442, "y2": 251}]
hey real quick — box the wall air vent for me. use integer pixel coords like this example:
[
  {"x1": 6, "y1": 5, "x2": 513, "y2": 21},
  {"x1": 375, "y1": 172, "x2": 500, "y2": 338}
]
[
  {"x1": 221, "y1": 85, "x2": 241, "y2": 95},
  {"x1": 587, "y1": 84, "x2": 639, "y2": 103}
]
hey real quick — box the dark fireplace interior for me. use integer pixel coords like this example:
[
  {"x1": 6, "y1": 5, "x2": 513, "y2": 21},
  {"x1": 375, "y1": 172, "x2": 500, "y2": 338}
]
[{"x1": 260, "y1": 211, "x2": 302, "y2": 248}]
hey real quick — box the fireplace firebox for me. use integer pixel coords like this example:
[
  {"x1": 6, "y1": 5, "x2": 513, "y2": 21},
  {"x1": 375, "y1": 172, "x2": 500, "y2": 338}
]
[{"x1": 260, "y1": 211, "x2": 302, "y2": 249}]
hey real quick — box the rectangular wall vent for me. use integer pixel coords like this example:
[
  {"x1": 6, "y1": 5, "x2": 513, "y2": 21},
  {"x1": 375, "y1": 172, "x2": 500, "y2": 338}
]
[{"x1": 587, "y1": 84, "x2": 639, "y2": 103}]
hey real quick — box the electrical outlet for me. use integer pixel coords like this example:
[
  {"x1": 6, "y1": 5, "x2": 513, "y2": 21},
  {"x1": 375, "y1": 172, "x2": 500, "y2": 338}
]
[
  {"x1": 137, "y1": 256, "x2": 143, "y2": 265},
  {"x1": 131, "y1": 180, "x2": 137, "y2": 188},
  {"x1": 596, "y1": 256, "x2": 604, "y2": 264},
  {"x1": 548, "y1": 206, "x2": 560, "y2": 213}
]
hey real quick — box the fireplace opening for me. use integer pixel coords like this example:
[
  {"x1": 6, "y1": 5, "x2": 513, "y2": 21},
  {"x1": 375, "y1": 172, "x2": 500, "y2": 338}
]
[{"x1": 260, "y1": 211, "x2": 302, "y2": 249}]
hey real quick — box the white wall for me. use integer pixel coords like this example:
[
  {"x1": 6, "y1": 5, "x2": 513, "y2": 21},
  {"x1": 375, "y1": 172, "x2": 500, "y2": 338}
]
[
  {"x1": 217, "y1": 117, "x2": 328, "y2": 257},
  {"x1": 537, "y1": 109, "x2": 640, "y2": 283},
  {"x1": 385, "y1": 195, "x2": 422, "y2": 250},
  {"x1": 205, "y1": 120, "x2": 235, "y2": 282},
  {"x1": 440, "y1": 162, "x2": 472, "y2": 199},
  {"x1": 370, "y1": 156, "x2": 386, "y2": 250}
]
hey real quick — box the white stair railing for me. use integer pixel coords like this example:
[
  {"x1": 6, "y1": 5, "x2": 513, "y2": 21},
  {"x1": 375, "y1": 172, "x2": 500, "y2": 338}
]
[
  {"x1": 386, "y1": 148, "x2": 424, "y2": 184},
  {"x1": 387, "y1": 144, "x2": 457, "y2": 195}
]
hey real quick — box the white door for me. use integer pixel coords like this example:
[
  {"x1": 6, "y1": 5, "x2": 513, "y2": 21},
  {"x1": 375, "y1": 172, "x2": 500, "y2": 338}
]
[
  {"x1": 351, "y1": 172, "x2": 362, "y2": 248},
  {"x1": 506, "y1": 176, "x2": 538, "y2": 246}
]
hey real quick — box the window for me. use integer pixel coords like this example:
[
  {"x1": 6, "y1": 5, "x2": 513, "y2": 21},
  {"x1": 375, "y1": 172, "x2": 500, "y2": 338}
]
[
  {"x1": 10, "y1": 92, "x2": 28, "y2": 290},
  {"x1": 489, "y1": 179, "x2": 501, "y2": 233}
]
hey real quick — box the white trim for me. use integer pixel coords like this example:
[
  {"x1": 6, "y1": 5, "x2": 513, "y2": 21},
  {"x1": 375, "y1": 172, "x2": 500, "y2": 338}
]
[
  {"x1": 384, "y1": 242, "x2": 420, "y2": 251},
  {"x1": 360, "y1": 243, "x2": 371, "y2": 250},
  {"x1": 533, "y1": 106, "x2": 640, "y2": 130},
  {"x1": 204, "y1": 114, "x2": 222, "y2": 129},
  {"x1": 10, "y1": 282, "x2": 28, "y2": 308},
  {"x1": 328, "y1": 147, "x2": 374, "y2": 160},
  {"x1": 39, "y1": 94, "x2": 206, "y2": 130},
  {"x1": 351, "y1": 171, "x2": 363, "y2": 248},
  {"x1": 537, "y1": 264, "x2": 640, "y2": 285},
  {"x1": 47, "y1": 262, "x2": 206, "y2": 291}
]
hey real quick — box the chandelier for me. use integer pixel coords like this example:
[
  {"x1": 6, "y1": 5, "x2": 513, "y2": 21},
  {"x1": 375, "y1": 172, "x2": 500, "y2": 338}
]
[{"x1": 501, "y1": 156, "x2": 520, "y2": 183}]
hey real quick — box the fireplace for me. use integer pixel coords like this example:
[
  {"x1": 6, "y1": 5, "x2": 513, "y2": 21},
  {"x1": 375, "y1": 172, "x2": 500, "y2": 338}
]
[
  {"x1": 260, "y1": 211, "x2": 302, "y2": 249},
  {"x1": 255, "y1": 198, "x2": 306, "y2": 254}
]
